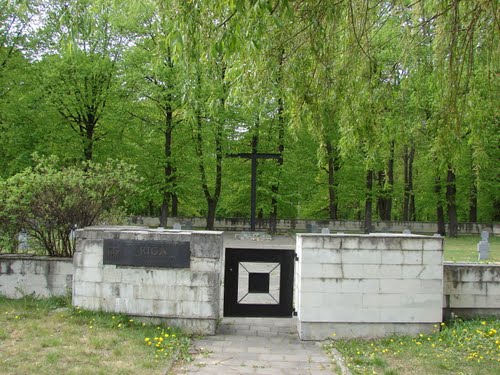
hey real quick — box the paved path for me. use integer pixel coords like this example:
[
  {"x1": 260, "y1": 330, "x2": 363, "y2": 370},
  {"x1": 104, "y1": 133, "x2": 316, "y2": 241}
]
[{"x1": 175, "y1": 318, "x2": 335, "y2": 374}]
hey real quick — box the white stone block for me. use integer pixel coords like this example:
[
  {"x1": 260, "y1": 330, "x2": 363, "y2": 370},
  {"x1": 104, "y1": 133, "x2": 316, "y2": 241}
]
[
  {"x1": 190, "y1": 258, "x2": 219, "y2": 272},
  {"x1": 420, "y1": 279, "x2": 443, "y2": 293},
  {"x1": 379, "y1": 279, "x2": 420, "y2": 294},
  {"x1": 423, "y1": 251, "x2": 443, "y2": 265},
  {"x1": 74, "y1": 281, "x2": 97, "y2": 297},
  {"x1": 403, "y1": 251, "x2": 423, "y2": 265},
  {"x1": 375, "y1": 265, "x2": 403, "y2": 279},
  {"x1": 342, "y1": 250, "x2": 382, "y2": 265},
  {"x1": 363, "y1": 293, "x2": 402, "y2": 308},
  {"x1": 76, "y1": 267, "x2": 103, "y2": 283},
  {"x1": 341, "y1": 238, "x2": 360, "y2": 250},
  {"x1": 400, "y1": 238, "x2": 423, "y2": 251},
  {"x1": 82, "y1": 252, "x2": 102, "y2": 268},
  {"x1": 301, "y1": 249, "x2": 342, "y2": 264},
  {"x1": 423, "y1": 239, "x2": 443, "y2": 251},
  {"x1": 301, "y1": 237, "x2": 323, "y2": 249},
  {"x1": 301, "y1": 263, "x2": 344, "y2": 278},
  {"x1": 359, "y1": 238, "x2": 378, "y2": 250},
  {"x1": 342, "y1": 264, "x2": 365, "y2": 279},
  {"x1": 84, "y1": 240, "x2": 103, "y2": 254},
  {"x1": 153, "y1": 300, "x2": 178, "y2": 316},
  {"x1": 376, "y1": 238, "x2": 402, "y2": 250},
  {"x1": 402, "y1": 265, "x2": 426, "y2": 279},
  {"x1": 323, "y1": 237, "x2": 342, "y2": 249},
  {"x1": 102, "y1": 267, "x2": 122, "y2": 283},
  {"x1": 300, "y1": 277, "x2": 338, "y2": 293},
  {"x1": 381, "y1": 250, "x2": 404, "y2": 265}
]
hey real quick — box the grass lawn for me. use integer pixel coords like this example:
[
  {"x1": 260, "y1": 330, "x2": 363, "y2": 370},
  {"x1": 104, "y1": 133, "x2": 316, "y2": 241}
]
[
  {"x1": 444, "y1": 235, "x2": 500, "y2": 262},
  {"x1": 326, "y1": 318, "x2": 500, "y2": 375},
  {"x1": 0, "y1": 296, "x2": 192, "y2": 375}
]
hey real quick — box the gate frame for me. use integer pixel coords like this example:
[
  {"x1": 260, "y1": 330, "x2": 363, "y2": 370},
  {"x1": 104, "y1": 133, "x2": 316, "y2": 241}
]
[{"x1": 223, "y1": 247, "x2": 295, "y2": 317}]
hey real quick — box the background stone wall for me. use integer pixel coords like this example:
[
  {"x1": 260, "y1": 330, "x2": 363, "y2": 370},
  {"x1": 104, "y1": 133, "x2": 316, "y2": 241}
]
[
  {"x1": 134, "y1": 216, "x2": 499, "y2": 235},
  {"x1": 296, "y1": 234, "x2": 444, "y2": 340},
  {"x1": 72, "y1": 226, "x2": 223, "y2": 335},
  {"x1": 0, "y1": 255, "x2": 72, "y2": 298}
]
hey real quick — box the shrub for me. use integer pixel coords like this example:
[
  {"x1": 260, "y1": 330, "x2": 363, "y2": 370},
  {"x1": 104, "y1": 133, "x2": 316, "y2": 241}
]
[{"x1": 0, "y1": 155, "x2": 140, "y2": 257}]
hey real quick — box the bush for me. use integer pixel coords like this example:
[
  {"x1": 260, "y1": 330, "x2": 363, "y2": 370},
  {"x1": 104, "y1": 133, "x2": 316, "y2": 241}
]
[{"x1": 0, "y1": 155, "x2": 140, "y2": 257}]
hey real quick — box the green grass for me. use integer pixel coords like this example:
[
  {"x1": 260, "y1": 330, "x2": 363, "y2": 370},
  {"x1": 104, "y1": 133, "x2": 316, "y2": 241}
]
[
  {"x1": 0, "y1": 295, "x2": 192, "y2": 375},
  {"x1": 444, "y1": 235, "x2": 500, "y2": 262},
  {"x1": 325, "y1": 318, "x2": 500, "y2": 375}
]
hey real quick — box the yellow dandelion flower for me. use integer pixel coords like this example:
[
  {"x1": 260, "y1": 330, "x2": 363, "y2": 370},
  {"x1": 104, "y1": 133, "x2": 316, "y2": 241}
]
[
  {"x1": 145, "y1": 337, "x2": 150, "y2": 342},
  {"x1": 481, "y1": 321, "x2": 487, "y2": 325}
]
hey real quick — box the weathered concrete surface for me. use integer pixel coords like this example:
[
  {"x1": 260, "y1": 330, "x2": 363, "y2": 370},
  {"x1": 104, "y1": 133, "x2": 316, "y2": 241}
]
[
  {"x1": 176, "y1": 318, "x2": 336, "y2": 375},
  {"x1": 0, "y1": 254, "x2": 72, "y2": 298}
]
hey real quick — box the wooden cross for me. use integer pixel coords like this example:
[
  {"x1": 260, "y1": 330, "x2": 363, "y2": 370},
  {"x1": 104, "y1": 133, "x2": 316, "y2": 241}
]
[{"x1": 227, "y1": 135, "x2": 282, "y2": 231}]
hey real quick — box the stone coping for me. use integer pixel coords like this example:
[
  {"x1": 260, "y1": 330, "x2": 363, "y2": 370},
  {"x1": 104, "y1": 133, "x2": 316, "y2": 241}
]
[
  {"x1": 0, "y1": 254, "x2": 72, "y2": 261},
  {"x1": 297, "y1": 233, "x2": 443, "y2": 239},
  {"x1": 76, "y1": 226, "x2": 224, "y2": 237},
  {"x1": 444, "y1": 262, "x2": 500, "y2": 267}
]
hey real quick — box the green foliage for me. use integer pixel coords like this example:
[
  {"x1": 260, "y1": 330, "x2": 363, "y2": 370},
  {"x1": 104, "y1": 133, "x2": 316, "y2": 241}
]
[
  {"x1": 0, "y1": 155, "x2": 140, "y2": 256},
  {"x1": 326, "y1": 318, "x2": 500, "y2": 375},
  {"x1": 0, "y1": 296, "x2": 192, "y2": 374},
  {"x1": 0, "y1": 0, "x2": 498, "y2": 226}
]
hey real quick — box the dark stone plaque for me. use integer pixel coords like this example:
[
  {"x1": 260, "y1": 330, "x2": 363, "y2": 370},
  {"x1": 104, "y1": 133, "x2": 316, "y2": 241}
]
[
  {"x1": 103, "y1": 239, "x2": 190, "y2": 268},
  {"x1": 248, "y1": 272, "x2": 270, "y2": 293}
]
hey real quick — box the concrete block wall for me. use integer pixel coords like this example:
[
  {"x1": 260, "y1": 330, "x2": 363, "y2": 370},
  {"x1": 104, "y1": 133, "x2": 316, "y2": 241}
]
[
  {"x1": 73, "y1": 226, "x2": 223, "y2": 335},
  {"x1": 296, "y1": 233, "x2": 444, "y2": 340},
  {"x1": 444, "y1": 263, "x2": 500, "y2": 318},
  {"x1": 0, "y1": 255, "x2": 73, "y2": 298}
]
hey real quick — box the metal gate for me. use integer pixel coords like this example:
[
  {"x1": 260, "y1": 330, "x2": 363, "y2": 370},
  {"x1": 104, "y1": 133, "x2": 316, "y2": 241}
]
[{"x1": 223, "y1": 248, "x2": 295, "y2": 317}]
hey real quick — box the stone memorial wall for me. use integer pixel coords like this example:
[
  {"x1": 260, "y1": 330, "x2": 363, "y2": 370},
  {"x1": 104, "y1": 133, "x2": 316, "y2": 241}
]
[
  {"x1": 72, "y1": 226, "x2": 223, "y2": 335},
  {"x1": 296, "y1": 233, "x2": 444, "y2": 340},
  {"x1": 443, "y1": 263, "x2": 500, "y2": 318},
  {"x1": 0, "y1": 255, "x2": 73, "y2": 298}
]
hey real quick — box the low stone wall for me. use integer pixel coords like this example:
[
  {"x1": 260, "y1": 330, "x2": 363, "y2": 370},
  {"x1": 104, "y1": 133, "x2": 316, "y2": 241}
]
[
  {"x1": 296, "y1": 233, "x2": 444, "y2": 340},
  {"x1": 135, "y1": 216, "x2": 499, "y2": 235},
  {"x1": 443, "y1": 263, "x2": 500, "y2": 318},
  {"x1": 73, "y1": 226, "x2": 223, "y2": 335},
  {"x1": 0, "y1": 254, "x2": 73, "y2": 298}
]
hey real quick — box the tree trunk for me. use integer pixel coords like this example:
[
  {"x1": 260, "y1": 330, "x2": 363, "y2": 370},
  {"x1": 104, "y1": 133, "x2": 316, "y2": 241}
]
[
  {"x1": 435, "y1": 177, "x2": 446, "y2": 236},
  {"x1": 377, "y1": 171, "x2": 387, "y2": 220},
  {"x1": 206, "y1": 198, "x2": 217, "y2": 231},
  {"x1": 469, "y1": 172, "x2": 477, "y2": 223},
  {"x1": 159, "y1": 98, "x2": 176, "y2": 228},
  {"x1": 82, "y1": 122, "x2": 95, "y2": 161},
  {"x1": 387, "y1": 142, "x2": 394, "y2": 219},
  {"x1": 193, "y1": 63, "x2": 225, "y2": 231},
  {"x1": 403, "y1": 144, "x2": 415, "y2": 221},
  {"x1": 364, "y1": 169, "x2": 373, "y2": 233},
  {"x1": 446, "y1": 166, "x2": 458, "y2": 237},
  {"x1": 269, "y1": 96, "x2": 284, "y2": 234},
  {"x1": 325, "y1": 139, "x2": 338, "y2": 220},
  {"x1": 269, "y1": 51, "x2": 285, "y2": 234}
]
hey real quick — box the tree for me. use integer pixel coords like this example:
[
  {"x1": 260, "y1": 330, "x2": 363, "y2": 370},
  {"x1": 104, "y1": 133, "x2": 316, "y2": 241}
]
[
  {"x1": 36, "y1": 0, "x2": 124, "y2": 161},
  {"x1": 0, "y1": 156, "x2": 139, "y2": 256}
]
